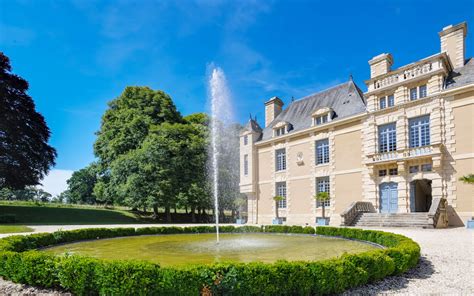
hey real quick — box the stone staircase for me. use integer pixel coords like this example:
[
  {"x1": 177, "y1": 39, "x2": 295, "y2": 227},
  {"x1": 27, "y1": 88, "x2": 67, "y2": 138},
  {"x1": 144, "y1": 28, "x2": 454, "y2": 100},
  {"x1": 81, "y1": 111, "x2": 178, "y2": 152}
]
[{"x1": 352, "y1": 212, "x2": 433, "y2": 228}]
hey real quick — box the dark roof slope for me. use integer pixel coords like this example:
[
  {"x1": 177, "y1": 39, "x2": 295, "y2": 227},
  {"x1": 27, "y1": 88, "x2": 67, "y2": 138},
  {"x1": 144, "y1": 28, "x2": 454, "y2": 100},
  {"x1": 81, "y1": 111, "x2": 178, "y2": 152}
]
[
  {"x1": 446, "y1": 58, "x2": 474, "y2": 89},
  {"x1": 260, "y1": 80, "x2": 366, "y2": 141},
  {"x1": 243, "y1": 118, "x2": 262, "y2": 134}
]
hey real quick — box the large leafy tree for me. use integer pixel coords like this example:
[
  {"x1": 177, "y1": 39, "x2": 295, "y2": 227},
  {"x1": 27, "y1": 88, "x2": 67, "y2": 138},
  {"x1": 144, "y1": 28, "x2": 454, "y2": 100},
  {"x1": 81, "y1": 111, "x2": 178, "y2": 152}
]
[
  {"x1": 0, "y1": 52, "x2": 56, "y2": 189},
  {"x1": 66, "y1": 163, "x2": 99, "y2": 204},
  {"x1": 94, "y1": 86, "x2": 182, "y2": 167}
]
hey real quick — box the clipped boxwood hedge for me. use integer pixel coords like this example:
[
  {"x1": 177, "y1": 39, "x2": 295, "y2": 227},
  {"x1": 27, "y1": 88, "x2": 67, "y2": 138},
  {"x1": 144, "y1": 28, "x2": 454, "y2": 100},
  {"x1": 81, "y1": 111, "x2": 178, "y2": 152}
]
[{"x1": 0, "y1": 225, "x2": 420, "y2": 295}]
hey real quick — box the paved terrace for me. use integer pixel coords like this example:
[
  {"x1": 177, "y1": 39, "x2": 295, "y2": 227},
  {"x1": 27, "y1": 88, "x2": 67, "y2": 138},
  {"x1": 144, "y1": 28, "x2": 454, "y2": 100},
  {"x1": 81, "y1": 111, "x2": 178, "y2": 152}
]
[{"x1": 0, "y1": 225, "x2": 473, "y2": 295}]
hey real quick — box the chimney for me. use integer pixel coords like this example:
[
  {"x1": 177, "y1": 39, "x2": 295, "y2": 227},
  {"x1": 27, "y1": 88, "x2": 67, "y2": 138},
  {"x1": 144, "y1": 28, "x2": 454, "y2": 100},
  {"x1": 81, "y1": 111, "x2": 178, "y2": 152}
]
[
  {"x1": 368, "y1": 53, "x2": 393, "y2": 78},
  {"x1": 439, "y1": 22, "x2": 467, "y2": 68},
  {"x1": 264, "y1": 97, "x2": 284, "y2": 127}
]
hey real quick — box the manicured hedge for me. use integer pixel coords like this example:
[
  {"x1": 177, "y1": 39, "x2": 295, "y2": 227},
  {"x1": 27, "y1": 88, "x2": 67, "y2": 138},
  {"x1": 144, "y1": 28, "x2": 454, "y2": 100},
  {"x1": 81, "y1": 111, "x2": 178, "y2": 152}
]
[{"x1": 0, "y1": 225, "x2": 420, "y2": 295}]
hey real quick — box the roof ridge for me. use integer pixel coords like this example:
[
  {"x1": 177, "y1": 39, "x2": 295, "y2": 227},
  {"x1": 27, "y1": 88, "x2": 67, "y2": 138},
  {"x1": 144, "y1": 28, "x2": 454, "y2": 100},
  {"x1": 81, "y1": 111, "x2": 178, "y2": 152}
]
[{"x1": 291, "y1": 80, "x2": 351, "y2": 104}]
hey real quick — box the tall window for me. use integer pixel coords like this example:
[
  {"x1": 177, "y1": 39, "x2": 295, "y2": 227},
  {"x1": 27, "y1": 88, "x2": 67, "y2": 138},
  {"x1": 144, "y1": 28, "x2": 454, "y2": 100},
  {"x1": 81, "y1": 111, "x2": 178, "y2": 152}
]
[
  {"x1": 243, "y1": 154, "x2": 248, "y2": 175},
  {"x1": 410, "y1": 87, "x2": 418, "y2": 100},
  {"x1": 276, "y1": 182, "x2": 287, "y2": 208},
  {"x1": 388, "y1": 95, "x2": 395, "y2": 107},
  {"x1": 409, "y1": 115, "x2": 430, "y2": 148},
  {"x1": 379, "y1": 97, "x2": 387, "y2": 109},
  {"x1": 276, "y1": 149, "x2": 286, "y2": 171},
  {"x1": 419, "y1": 84, "x2": 427, "y2": 98},
  {"x1": 378, "y1": 123, "x2": 397, "y2": 153},
  {"x1": 244, "y1": 135, "x2": 248, "y2": 145},
  {"x1": 316, "y1": 139, "x2": 330, "y2": 165},
  {"x1": 316, "y1": 177, "x2": 330, "y2": 207}
]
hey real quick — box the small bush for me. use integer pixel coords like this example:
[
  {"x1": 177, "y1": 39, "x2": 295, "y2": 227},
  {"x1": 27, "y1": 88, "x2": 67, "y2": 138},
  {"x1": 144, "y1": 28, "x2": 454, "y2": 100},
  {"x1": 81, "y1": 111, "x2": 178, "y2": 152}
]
[{"x1": 0, "y1": 225, "x2": 420, "y2": 295}]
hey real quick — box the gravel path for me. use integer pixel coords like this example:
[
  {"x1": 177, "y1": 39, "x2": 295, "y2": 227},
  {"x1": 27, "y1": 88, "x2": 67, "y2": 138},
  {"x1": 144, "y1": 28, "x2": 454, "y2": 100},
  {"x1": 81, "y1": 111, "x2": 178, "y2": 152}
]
[
  {"x1": 0, "y1": 226, "x2": 472, "y2": 295},
  {"x1": 344, "y1": 227, "x2": 474, "y2": 295}
]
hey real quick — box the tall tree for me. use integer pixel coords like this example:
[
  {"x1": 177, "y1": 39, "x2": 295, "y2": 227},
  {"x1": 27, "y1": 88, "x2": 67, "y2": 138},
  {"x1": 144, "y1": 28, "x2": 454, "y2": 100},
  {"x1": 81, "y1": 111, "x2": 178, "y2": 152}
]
[
  {"x1": 0, "y1": 52, "x2": 56, "y2": 189},
  {"x1": 94, "y1": 86, "x2": 182, "y2": 167},
  {"x1": 66, "y1": 163, "x2": 99, "y2": 204}
]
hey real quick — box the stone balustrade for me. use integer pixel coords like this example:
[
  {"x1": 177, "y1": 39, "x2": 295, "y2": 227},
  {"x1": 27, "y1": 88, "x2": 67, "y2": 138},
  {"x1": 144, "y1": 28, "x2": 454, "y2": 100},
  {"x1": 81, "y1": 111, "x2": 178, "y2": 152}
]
[
  {"x1": 340, "y1": 201, "x2": 376, "y2": 226},
  {"x1": 367, "y1": 144, "x2": 443, "y2": 164}
]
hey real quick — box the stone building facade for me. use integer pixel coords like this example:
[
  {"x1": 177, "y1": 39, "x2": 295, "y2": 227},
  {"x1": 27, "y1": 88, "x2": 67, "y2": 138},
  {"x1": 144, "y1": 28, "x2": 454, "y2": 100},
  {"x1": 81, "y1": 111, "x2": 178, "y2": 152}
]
[{"x1": 240, "y1": 22, "x2": 473, "y2": 226}]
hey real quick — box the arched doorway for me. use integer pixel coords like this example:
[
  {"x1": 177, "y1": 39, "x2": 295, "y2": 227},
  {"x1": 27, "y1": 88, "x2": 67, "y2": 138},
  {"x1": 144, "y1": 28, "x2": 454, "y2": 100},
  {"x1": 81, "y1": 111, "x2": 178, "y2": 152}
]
[
  {"x1": 409, "y1": 179, "x2": 432, "y2": 212},
  {"x1": 379, "y1": 182, "x2": 398, "y2": 213}
]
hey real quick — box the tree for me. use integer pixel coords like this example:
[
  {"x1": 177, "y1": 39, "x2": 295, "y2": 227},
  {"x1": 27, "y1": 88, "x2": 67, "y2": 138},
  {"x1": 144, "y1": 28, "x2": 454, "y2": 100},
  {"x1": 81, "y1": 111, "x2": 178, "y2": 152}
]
[
  {"x1": 459, "y1": 174, "x2": 474, "y2": 184},
  {"x1": 273, "y1": 196, "x2": 285, "y2": 219},
  {"x1": 94, "y1": 86, "x2": 182, "y2": 167},
  {"x1": 66, "y1": 163, "x2": 99, "y2": 204},
  {"x1": 315, "y1": 192, "x2": 330, "y2": 219},
  {"x1": 0, "y1": 52, "x2": 56, "y2": 189}
]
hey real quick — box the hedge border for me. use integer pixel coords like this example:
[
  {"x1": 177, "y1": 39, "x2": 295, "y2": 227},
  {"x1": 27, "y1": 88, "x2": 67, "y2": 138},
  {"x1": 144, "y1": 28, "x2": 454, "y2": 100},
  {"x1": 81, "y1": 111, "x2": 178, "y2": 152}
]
[{"x1": 0, "y1": 225, "x2": 420, "y2": 295}]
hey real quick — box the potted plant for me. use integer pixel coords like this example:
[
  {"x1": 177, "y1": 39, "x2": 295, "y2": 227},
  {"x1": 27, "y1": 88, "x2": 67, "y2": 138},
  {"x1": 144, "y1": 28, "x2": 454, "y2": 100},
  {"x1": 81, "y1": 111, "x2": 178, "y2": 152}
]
[
  {"x1": 314, "y1": 192, "x2": 330, "y2": 226},
  {"x1": 234, "y1": 196, "x2": 247, "y2": 224},
  {"x1": 272, "y1": 195, "x2": 285, "y2": 224}
]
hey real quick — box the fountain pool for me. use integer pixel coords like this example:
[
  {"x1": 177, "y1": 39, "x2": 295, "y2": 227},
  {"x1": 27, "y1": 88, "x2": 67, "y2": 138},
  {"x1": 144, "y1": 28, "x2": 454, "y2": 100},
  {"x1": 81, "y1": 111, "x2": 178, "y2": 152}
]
[{"x1": 43, "y1": 233, "x2": 378, "y2": 267}]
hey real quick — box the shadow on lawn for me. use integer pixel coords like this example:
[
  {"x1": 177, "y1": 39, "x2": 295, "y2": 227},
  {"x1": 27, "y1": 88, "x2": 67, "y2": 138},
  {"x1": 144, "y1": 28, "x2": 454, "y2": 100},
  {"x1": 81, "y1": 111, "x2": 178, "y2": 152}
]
[{"x1": 341, "y1": 256, "x2": 435, "y2": 295}]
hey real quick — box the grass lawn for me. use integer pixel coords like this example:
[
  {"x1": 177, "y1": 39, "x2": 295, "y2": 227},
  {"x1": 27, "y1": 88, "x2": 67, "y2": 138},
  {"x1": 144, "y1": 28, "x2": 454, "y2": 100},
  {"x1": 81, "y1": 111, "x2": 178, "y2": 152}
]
[
  {"x1": 0, "y1": 225, "x2": 34, "y2": 234},
  {"x1": 0, "y1": 204, "x2": 143, "y2": 225}
]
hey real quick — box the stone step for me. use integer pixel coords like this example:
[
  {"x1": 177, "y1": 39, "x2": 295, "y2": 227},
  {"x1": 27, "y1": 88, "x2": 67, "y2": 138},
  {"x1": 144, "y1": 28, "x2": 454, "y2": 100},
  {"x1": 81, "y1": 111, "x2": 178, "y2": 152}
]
[{"x1": 352, "y1": 212, "x2": 433, "y2": 228}]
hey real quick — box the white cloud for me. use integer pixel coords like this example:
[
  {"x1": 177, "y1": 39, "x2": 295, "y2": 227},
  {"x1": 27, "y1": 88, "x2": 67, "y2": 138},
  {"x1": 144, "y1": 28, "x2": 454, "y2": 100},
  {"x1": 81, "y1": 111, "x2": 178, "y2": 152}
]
[{"x1": 38, "y1": 170, "x2": 73, "y2": 197}]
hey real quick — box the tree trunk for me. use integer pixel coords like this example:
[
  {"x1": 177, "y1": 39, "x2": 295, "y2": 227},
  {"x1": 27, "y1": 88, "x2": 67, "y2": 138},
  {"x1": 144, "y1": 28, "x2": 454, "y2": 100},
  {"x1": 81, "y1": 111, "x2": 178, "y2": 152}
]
[
  {"x1": 165, "y1": 206, "x2": 171, "y2": 222},
  {"x1": 275, "y1": 201, "x2": 279, "y2": 219},
  {"x1": 322, "y1": 205, "x2": 325, "y2": 219},
  {"x1": 185, "y1": 206, "x2": 188, "y2": 214},
  {"x1": 191, "y1": 206, "x2": 196, "y2": 223},
  {"x1": 153, "y1": 205, "x2": 159, "y2": 220},
  {"x1": 174, "y1": 206, "x2": 177, "y2": 214}
]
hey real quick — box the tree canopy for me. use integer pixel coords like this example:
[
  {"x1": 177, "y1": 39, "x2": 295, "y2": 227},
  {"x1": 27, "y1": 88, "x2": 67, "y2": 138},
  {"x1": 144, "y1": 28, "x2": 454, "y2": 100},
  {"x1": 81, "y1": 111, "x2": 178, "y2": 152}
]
[{"x1": 0, "y1": 52, "x2": 56, "y2": 189}]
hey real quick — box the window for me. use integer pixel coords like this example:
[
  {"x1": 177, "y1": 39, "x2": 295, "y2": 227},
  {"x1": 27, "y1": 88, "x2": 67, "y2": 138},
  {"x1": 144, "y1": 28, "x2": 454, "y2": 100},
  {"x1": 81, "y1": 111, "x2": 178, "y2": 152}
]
[
  {"x1": 276, "y1": 149, "x2": 286, "y2": 171},
  {"x1": 275, "y1": 127, "x2": 286, "y2": 136},
  {"x1": 421, "y1": 163, "x2": 432, "y2": 172},
  {"x1": 316, "y1": 177, "x2": 330, "y2": 207},
  {"x1": 316, "y1": 139, "x2": 330, "y2": 165},
  {"x1": 410, "y1": 85, "x2": 427, "y2": 101},
  {"x1": 243, "y1": 154, "x2": 248, "y2": 175},
  {"x1": 389, "y1": 168, "x2": 398, "y2": 176},
  {"x1": 410, "y1": 87, "x2": 418, "y2": 100},
  {"x1": 409, "y1": 166, "x2": 419, "y2": 173},
  {"x1": 409, "y1": 115, "x2": 430, "y2": 148},
  {"x1": 276, "y1": 182, "x2": 287, "y2": 208},
  {"x1": 388, "y1": 95, "x2": 395, "y2": 107},
  {"x1": 244, "y1": 135, "x2": 248, "y2": 145},
  {"x1": 379, "y1": 97, "x2": 387, "y2": 109},
  {"x1": 378, "y1": 123, "x2": 397, "y2": 153},
  {"x1": 379, "y1": 169, "x2": 387, "y2": 177},
  {"x1": 419, "y1": 85, "x2": 427, "y2": 98},
  {"x1": 315, "y1": 114, "x2": 329, "y2": 125}
]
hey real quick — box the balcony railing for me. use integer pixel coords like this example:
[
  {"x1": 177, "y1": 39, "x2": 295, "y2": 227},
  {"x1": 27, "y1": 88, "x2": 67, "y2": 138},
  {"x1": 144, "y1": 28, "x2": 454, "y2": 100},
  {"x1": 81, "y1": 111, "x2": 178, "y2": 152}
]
[
  {"x1": 366, "y1": 54, "x2": 449, "y2": 93},
  {"x1": 367, "y1": 144, "x2": 442, "y2": 164}
]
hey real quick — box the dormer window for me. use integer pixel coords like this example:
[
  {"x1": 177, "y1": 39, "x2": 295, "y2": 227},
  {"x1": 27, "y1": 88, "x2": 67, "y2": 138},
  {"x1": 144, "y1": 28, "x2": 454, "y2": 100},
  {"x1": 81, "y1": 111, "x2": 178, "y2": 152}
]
[
  {"x1": 273, "y1": 121, "x2": 291, "y2": 137},
  {"x1": 312, "y1": 107, "x2": 333, "y2": 126},
  {"x1": 314, "y1": 114, "x2": 329, "y2": 125}
]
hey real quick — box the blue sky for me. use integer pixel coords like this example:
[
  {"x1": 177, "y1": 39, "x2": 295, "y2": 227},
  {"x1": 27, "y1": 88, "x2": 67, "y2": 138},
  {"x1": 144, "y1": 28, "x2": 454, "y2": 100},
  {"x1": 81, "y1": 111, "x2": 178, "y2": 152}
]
[{"x1": 1, "y1": 0, "x2": 472, "y2": 175}]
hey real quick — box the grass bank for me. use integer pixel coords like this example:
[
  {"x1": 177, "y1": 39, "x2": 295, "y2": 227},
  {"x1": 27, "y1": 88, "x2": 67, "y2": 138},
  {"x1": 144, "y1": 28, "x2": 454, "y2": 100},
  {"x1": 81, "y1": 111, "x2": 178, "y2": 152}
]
[{"x1": 0, "y1": 225, "x2": 34, "y2": 234}]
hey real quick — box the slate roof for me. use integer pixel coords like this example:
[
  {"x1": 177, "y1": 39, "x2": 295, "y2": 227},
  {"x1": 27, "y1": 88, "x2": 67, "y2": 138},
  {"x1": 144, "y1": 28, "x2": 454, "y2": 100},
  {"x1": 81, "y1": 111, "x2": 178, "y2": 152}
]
[
  {"x1": 446, "y1": 58, "x2": 474, "y2": 89},
  {"x1": 260, "y1": 79, "x2": 367, "y2": 141},
  {"x1": 243, "y1": 118, "x2": 262, "y2": 134}
]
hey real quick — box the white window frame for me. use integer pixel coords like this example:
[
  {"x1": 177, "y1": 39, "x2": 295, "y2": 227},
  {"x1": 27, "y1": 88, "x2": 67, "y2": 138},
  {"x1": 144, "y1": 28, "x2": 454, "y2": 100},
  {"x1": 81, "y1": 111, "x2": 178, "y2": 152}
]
[
  {"x1": 315, "y1": 139, "x2": 330, "y2": 165},
  {"x1": 379, "y1": 96, "x2": 387, "y2": 109},
  {"x1": 419, "y1": 84, "x2": 427, "y2": 98},
  {"x1": 378, "y1": 123, "x2": 397, "y2": 153},
  {"x1": 276, "y1": 182, "x2": 287, "y2": 208},
  {"x1": 409, "y1": 115, "x2": 430, "y2": 148},
  {"x1": 275, "y1": 149, "x2": 286, "y2": 171},
  {"x1": 410, "y1": 87, "x2": 418, "y2": 100},
  {"x1": 316, "y1": 177, "x2": 330, "y2": 208},
  {"x1": 244, "y1": 135, "x2": 248, "y2": 145},
  {"x1": 388, "y1": 94, "x2": 395, "y2": 107}
]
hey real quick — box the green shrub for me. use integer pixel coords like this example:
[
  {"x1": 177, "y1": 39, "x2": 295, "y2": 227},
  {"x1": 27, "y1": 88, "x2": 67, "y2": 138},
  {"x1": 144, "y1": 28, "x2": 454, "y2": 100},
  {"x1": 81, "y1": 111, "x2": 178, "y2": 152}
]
[
  {"x1": 0, "y1": 214, "x2": 16, "y2": 223},
  {"x1": 0, "y1": 225, "x2": 420, "y2": 295}
]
